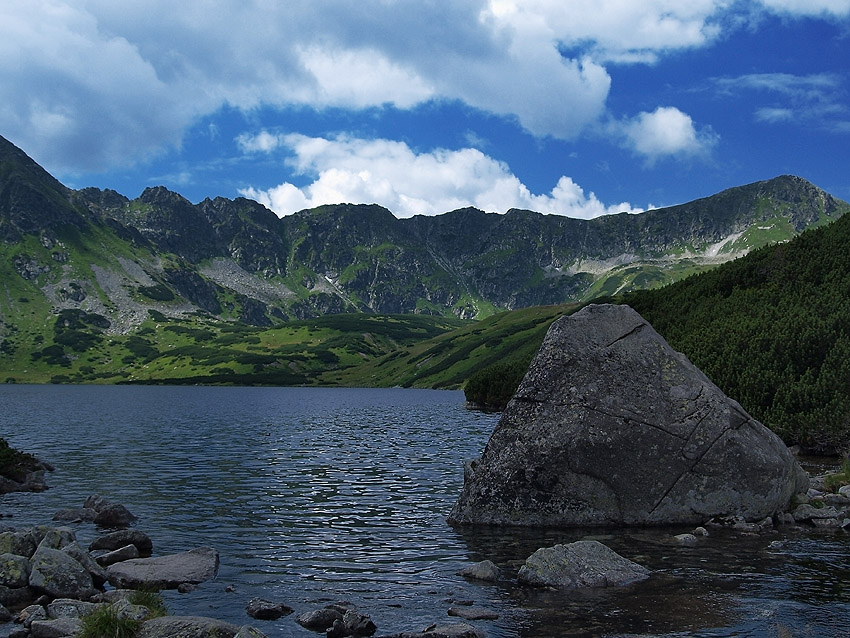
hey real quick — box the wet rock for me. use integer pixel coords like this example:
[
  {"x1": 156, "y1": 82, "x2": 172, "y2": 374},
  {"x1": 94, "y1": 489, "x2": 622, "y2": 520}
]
[
  {"x1": 449, "y1": 304, "x2": 808, "y2": 527},
  {"x1": 94, "y1": 504, "x2": 137, "y2": 529},
  {"x1": 95, "y1": 543, "x2": 141, "y2": 567},
  {"x1": 245, "y1": 597, "x2": 293, "y2": 620},
  {"x1": 692, "y1": 527, "x2": 709, "y2": 537},
  {"x1": 83, "y1": 494, "x2": 110, "y2": 512},
  {"x1": 0, "y1": 603, "x2": 11, "y2": 622},
  {"x1": 29, "y1": 547, "x2": 96, "y2": 600},
  {"x1": 52, "y1": 508, "x2": 97, "y2": 523},
  {"x1": 447, "y1": 607, "x2": 499, "y2": 620},
  {"x1": 106, "y1": 547, "x2": 219, "y2": 590},
  {"x1": 0, "y1": 553, "x2": 31, "y2": 588},
  {"x1": 456, "y1": 560, "x2": 500, "y2": 582},
  {"x1": 90, "y1": 529, "x2": 153, "y2": 557},
  {"x1": 517, "y1": 540, "x2": 650, "y2": 589},
  {"x1": 673, "y1": 534, "x2": 698, "y2": 547},
  {"x1": 339, "y1": 609, "x2": 377, "y2": 637},
  {"x1": 297, "y1": 607, "x2": 344, "y2": 631}
]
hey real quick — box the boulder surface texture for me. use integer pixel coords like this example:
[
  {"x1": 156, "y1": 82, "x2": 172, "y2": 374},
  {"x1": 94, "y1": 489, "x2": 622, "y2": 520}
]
[
  {"x1": 449, "y1": 304, "x2": 808, "y2": 526},
  {"x1": 517, "y1": 540, "x2": 649, "y2": 588}
]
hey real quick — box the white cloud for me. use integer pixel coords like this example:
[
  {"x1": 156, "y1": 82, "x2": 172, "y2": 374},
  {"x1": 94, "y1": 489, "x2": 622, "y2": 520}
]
[
  {"x1": 759, "y1": 0, "x2": 850, "y2": 16},
  {"x1": 618, "y1": 107, "x2": 719, "y2": 163},
  {"x1": 238, "y1": 133, "x2": 640, "y2": 219},
  {"x1": 0, "y1": 1, "x2": 844, "y2": 176},
  {"x1": 715, "y1": 72, "x2": 849, "y2": 129}
]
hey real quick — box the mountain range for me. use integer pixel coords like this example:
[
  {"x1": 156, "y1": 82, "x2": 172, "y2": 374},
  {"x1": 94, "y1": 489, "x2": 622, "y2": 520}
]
[{"x1": 2, "y1": 134, "x2": 848, "y2": 338}]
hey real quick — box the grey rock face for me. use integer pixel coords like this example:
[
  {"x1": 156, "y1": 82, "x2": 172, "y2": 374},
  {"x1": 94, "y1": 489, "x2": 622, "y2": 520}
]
[
  {"x1": 449, "y1": 304, "x2": 807, "y2": 527},
  {"x1": 136, "y1": 615, "x2": 253, "y2": 638},
  {"x1": 29, "y1": 547, "x2": 96, "y2": 600},
  {"x1": 517, "y1": 540, "x2": 650, "y2": 588},
  {"x1": 106, "y1": 547, "x2": 219, "y2": 590},
  {"x1": 0, "y1": 553, "x2": 31, "y2": 588},
  {"x1": 244, "y1": 597, "x2": 293, "y2": 620}
]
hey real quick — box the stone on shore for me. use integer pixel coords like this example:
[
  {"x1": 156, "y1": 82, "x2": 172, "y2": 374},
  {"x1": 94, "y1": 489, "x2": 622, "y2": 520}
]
[
  {"x1": 28, "y1": 547, "x2": 97, "y2": 600},
  {"x1": 106, "y1": 547, "x2": 219, "y2": 590},
  {"x1": 448, "y1": 304, "x2": 808, "y2": 527},
  {"x1": 517, "y1": 540, "x2": 650, "y2": 588},
  {"x1": 456, "y1": 560, "x2": 500, "y2": 583},
  {"x1": 90, "y1": 529, "x2": 153, "y2": 556},
  {"x1": 136, "y1": 615, "x2": 265, "y2": 638},
  {"x1": 245, "y1": 597, "x2": 293, "y2": 620}
]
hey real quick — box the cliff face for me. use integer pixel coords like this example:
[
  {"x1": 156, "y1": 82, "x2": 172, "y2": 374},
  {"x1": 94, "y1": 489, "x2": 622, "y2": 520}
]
[{"x1": 1, "y1": 134, "x2": 848, "y2": 331}]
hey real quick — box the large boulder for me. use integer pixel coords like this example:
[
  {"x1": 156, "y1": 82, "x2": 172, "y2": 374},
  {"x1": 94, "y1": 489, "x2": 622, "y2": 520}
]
[
  {"x1": 517, "y1": 540, "x2": 649, "y2": 588},
  {"x1": 136, "y1": 616, "x2": 263, "y2": 638},
  {"x1": 449, "y1": 304, "x2": 808, "y2": 527},
  {"x1": 28, "y1": 547, "x2": 97, "y2": 600},
  {"x1": 106, "y1": 547, "x2": 219, "y2": 590}
]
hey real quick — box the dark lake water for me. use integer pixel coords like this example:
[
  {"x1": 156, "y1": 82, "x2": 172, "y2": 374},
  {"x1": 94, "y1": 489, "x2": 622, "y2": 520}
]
[{"x1": 1, "y1": 385, "x2": 849, "y2": 637}]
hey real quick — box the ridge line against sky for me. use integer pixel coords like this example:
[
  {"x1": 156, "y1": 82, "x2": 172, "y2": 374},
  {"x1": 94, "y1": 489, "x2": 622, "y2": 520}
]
[{"x1": 2, "y1": 1, "x2": 849, "y2": 220}]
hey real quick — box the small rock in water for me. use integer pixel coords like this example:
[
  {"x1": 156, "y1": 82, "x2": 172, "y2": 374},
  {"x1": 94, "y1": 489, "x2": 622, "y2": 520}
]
[
  {"x1": 673, "y1": 533, "x2": 698, "y2": 547},
  {"x1": 448, "y1": 606, "x2": 499, "y2": 621},
  {"x1": 245, "y1": 597, "x2": 294, "y2": 620},
  {"x1": 456, "y1": 560, "x2": 500, "y2": 582},
  {"x1": 518, "y1": 540, "x2": 650, "y2": 588}
]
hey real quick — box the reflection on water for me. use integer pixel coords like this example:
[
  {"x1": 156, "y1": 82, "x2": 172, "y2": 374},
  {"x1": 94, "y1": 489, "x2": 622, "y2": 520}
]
[{"x1": 1, "y1": 385, "x2": 849, "y2": 638}]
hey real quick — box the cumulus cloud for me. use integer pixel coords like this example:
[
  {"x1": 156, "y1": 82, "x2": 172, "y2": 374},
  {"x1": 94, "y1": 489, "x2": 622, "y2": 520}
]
[
  {"x1": 2, "y1": 0, "x2": 841, "y2": 177},
  {"x1": 617, "y1": 107, "x2": 719, "y2": 163},
  {"x1": 237, "y1": 132, "x2": 640, "y2": 219}
]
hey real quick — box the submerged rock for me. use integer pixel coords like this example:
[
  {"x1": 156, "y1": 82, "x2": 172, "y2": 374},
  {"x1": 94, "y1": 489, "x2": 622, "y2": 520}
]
[
  {"x1": 456, "y1": 560, "x2": 500, "y2": 582},
  {"x1": 517, "y1": 540, "x2": 649, "y2": 588},
  {"x1": 449, "y1": 304, "x2": 808, "y2": 527}
]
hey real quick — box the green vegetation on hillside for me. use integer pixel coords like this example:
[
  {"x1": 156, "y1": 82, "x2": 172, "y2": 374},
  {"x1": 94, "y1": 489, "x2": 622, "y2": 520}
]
[
  {"x1": 326, "y1": 304, "x2": 574, "y2": 390},
  {"x1": 624, "y1": 213, "x2": 850, "y2": 453},
  {"x1": 0, "y1": 310, "x2": 467, "y2": 386}
]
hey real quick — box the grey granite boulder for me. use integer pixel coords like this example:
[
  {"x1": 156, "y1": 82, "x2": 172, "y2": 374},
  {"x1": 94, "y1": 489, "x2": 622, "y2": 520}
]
[
  {"x1": 245, "y1": 597, "x2": 293, "y2": 620},
  {"x1": 517, "y1": 540, "x2": 649, "y2": 588},
  {"x1": 29, "y1": 547, "x2": 96, "y2": 600},
  {"x1": 449, "y1": 304, "x2": 808, "y2": 527},
  {"x1": 106, "y1": 547, "x2": 219, "y2": 590}
]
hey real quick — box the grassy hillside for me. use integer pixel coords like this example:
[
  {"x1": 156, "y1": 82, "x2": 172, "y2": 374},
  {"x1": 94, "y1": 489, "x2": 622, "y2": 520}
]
[
  {"x1": 324, "y1": 304, "x2": 575, "y2": 389},
  {"x1": 0, "y1": 311, "x2": 467, "y2": 386}
]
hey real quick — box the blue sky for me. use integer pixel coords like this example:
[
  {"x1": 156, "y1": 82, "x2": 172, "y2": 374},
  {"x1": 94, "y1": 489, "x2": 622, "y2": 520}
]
[{"x1": 2, "y1": 1, "x2": 849, "y2": 219}]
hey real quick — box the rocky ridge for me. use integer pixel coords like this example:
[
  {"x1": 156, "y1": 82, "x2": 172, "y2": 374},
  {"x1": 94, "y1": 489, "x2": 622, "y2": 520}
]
[{"x1": 1, "y1": 134, "x2": 848, "y2": 334}]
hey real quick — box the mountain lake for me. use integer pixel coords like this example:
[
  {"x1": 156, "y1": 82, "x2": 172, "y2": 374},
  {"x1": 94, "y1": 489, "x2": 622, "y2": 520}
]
[{"x1": 0, "y1": 385, "x2": 848, "y2": 637}]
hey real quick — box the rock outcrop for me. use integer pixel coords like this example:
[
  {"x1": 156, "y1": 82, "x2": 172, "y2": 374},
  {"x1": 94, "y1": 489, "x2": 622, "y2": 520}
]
[
  {"x1": 106, "y1": 547, "x2": 219, "y2": 590},
  {"x1": 449, "y1": 304, "x2": 808, "y2": 527},
  {"x1": 517, "y1": 540, "x2": 650, "y2": 588}
]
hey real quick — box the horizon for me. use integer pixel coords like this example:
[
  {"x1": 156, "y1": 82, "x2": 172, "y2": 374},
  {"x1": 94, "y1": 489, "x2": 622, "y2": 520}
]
[{"x1": 2, "y1": 2, "x2": 849, "y2": 220}]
